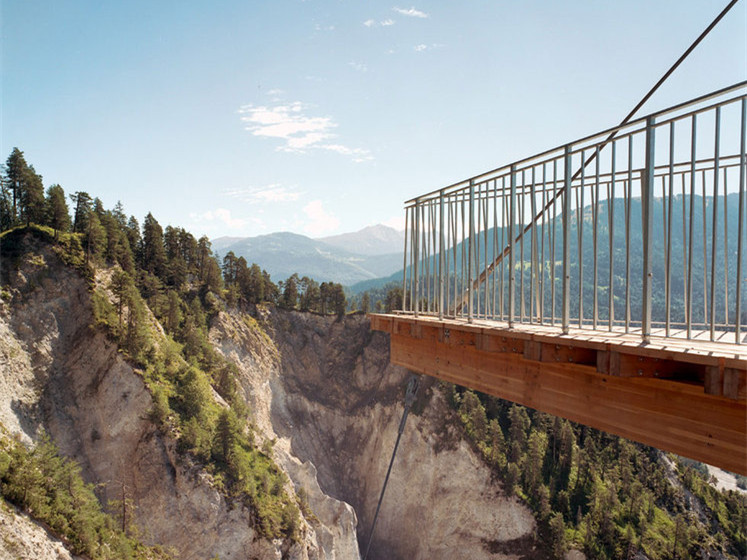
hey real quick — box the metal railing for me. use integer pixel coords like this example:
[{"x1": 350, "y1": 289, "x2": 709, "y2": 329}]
[{"x1": 402, "y1": 82, "x2": 747, "y2": 344}]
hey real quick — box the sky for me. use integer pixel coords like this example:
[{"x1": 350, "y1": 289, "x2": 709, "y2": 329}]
[{"x1": 2, "y1": 1, "x2": 745, "y2": 240}]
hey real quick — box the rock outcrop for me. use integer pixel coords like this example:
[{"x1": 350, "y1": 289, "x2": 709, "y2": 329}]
[
  {"x1": 0, "y1": 235, "x2": 357, "y2": 559},
  {"x1": 211, "y1": 308, "x2": 539, "y2": 560}
]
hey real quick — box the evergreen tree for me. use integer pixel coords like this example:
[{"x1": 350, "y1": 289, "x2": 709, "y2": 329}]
[
  {"x1": 45, "y1": 184, "x2": 71, "y2": 238},
  {"x1": 85, "y1": 211, "x2": 107, "y2": 265},
  {"x1": 282, "y1": 274, "x2": 299, "y2": 309},
  {"x1": 0, "y1": 175, "x2": 12, "y2": 230},
  {"x1": 4, "y1": 147, "x2": 29, "y2": 224},
  {"x1": 21, "y1": 165, "x2": 45, "y2": 225},
  {"x1": 142, "y1": 212, "x2": 167, "y2": 278},
  {"x1": 125, "y1": 216, "x2": 141, "y2": 260},
  {"x1": 70, "y1": 191, "x2": 92, "y2": 233},
  {"x1": 360, "y1": 292, "x2": 370, "y2": 313}
]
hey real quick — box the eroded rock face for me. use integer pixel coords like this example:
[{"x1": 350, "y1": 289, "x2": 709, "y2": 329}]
[
  {"x1": 212, "y1": 308, "x2": 539, "y2": 560},
  {"x1": 0, "y1": 236, "x2": 351, "y2": 560},
  {"x1": 0, "y1": 500, "x2": 81, "y2": 560}
]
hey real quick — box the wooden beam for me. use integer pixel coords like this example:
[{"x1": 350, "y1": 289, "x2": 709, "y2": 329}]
[{"x1": 371, "y1": 315, "x2": 747, "y2": 475}]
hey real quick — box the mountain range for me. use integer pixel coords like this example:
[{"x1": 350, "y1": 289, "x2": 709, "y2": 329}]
[{"x1": 211, "y1": 224, "x2": 404, "y2": 286}]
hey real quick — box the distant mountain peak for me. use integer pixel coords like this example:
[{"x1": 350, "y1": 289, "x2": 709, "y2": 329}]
[{"x1": 318, "y1": 224, "x2": 403, "y2": 256}]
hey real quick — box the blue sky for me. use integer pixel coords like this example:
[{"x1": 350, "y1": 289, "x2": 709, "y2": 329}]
[{"x1": 2, "y1": 1, "x2": 745, "y2": 239}]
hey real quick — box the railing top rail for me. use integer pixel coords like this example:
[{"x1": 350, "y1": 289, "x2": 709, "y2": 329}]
[{"x1": 405, "y1": 81, "x2": 747, "y2": 206}]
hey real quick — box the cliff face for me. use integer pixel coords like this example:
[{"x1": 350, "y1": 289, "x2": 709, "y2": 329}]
[
  {"x1": 0, "y1": 234, "x2": 357, "y2": 559},
  {"x1": 0, "y1": 233, "x2": 540, "y2": 559},
  {"x1": 211, "y1": 308, "x2": 539, "y2": 560}
]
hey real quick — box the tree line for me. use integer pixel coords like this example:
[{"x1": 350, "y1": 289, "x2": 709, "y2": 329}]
[{"x1": 0, "y1": 147, "x2": 350, "y2": 315}]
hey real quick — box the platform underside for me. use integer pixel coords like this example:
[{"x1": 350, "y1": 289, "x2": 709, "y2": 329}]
[{"x1": 369, "y1": 313, "x2": 747, "y2": 475}]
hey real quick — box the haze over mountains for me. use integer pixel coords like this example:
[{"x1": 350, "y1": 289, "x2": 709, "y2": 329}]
[{"x1": 212, "y1": 224, "x2": 404, "y2": 286}]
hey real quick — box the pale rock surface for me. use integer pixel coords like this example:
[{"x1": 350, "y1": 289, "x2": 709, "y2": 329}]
[
  {"x1": 212, "y1": 308, "x2": 539, "y2": 560},
  {"x1": 0, "y1": 500, "x2": 80, "y2": 560}
]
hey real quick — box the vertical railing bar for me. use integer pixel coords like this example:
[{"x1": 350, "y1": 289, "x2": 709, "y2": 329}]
[
  {"x1": 457, "y1": 194, "x2": 467, "y2": 317},
  {"x1": 709, "y1": 107, "x2": 721, "y2": 340},
  {"x1": 593, "y1": 147, "x2": 600, "y2": 330},
  {"x1": 609, "y1": 141, "x2": 616, "y2": 331},
  {"x1": 552, "y1": 159, "x2": 558, "y2": 326},
  {"x1": 625, "y1": 137, "x2": 633, "y2": 334},
  {"x1": 493, "y1": 180, "x2": 498, "y2": 320},
  {"x1": 431, "y1": 200, "x2": 437, "y2": 313},
  {"x1": 736, "y1": 97, "x2": 746, "y2": 343},
  {"x1": 681, "y1": 173, "x2": 688, "y2": 327},
  {"x1": 642, "y1": 116, "x2": 656, "y2": 342},
  {"x1": 428, "y1": 201, "x2": 433, "y2": 313},
  {"x1": 509, "y1": 166, "x2": 517, "y2": 327},
  {"x1": 413, "y1": 200, "x2": 420, "y2": 317},
  {"x1": 702, "y1": 169, "x2": 708, "y2": 326},
  {"x1": 482, "y1": 181, "x2": 492, "y2": 319},
  {"x1": 438, "y1": 191, "x2": 445, "y2": 320},
  {"x1": 520, "y1": 171, "x2": 526, "y2": 323},
  {"x1": 578, "y1": 149, "x2": 586, "y2": 328},
  {"x1": 541, "y1": 163, "x2": 547, "y2": 324},
  {"x1": 468, "y1": 180, "x2": 475, "y2": 323},
  {"x1": 666, "y1": 122, "x2": 675, "y2": 335},
  {"x1": 423, "y1": 202, "x2": 430, "y2": 313},
  {"x1": 687, "y1": 115, "x2": 697, "y2": 338},
  {"x1": 530, "y1": 167, "x2": 538, "y2": 323},
  {"x1": 723, "y1": 168, "x2": 729, "y2": 326},
  {"x1": 562, "y1": 147, "x2": 572, "y2": 334}
]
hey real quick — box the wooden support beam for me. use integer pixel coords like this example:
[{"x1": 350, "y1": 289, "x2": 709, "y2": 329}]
[{"x1": 371, "y1": 314, "x2": 747, "y2": 475}]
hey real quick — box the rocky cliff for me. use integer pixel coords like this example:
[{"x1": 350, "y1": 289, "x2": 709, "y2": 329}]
[
  {"x1": 0, "y1": 231, "x2": 540, "y2": 559},
  {"x1": 211, "y1": 308, "x2": 539, "y2": 559}
]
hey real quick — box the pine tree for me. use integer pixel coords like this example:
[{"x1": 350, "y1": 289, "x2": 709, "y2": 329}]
[
  {"x1": 4, "y1": 147, "x2": 29, "y2": 224},
  {"x1": 21, "y1": 165, "x2": 45, "y2": 225},
  {"x1": 45, "y1": 184, "x2": 71, "y2": 239},
  {"x1": 142, "y1": 212, "x2": 166, "y2": 278},
  {"x1": 70, "y1": 191, "x2": 92, "y2": 233}
]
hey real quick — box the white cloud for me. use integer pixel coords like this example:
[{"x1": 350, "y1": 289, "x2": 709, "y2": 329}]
[
  {"x1": 364, "y1": 17, "x2": 397, "y2": 28},
  {"x1": 393, "y1": 6, "x2": 428, "y2": 18},
  {"x1": 225, "y1": 184, "x2": 301, "y2": 204},
  {"x1": 413, "y1": 43, "x2": 442, "y2": 52},
  {"x1": 238, "y1": 100, "x2": 372, "y2": 161},
  {"x1": 323, "y1": 144, "x2": 374, "y2": 163},
  {"x1": 303, "y1": 200, "x2": 340, "y2": 236},
  {"x1": 348, "y1": 61, "x2": 368, "y2": 72},
  {"x1": 190, "y1": 208, "x2": 247, "y2": 230}
]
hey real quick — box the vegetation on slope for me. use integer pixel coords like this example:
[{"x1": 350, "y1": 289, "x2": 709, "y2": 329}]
[
  {"x1": 447, "y1": 385, "x2": 746, "y2": 559},
  {"x1": 0, "y1": 428, "x2": 174, "y2": 559},
  {"x1": 0, "y1": 148, "x2": 311, "y2": 541}
]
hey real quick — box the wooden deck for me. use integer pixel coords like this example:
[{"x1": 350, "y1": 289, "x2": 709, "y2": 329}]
[{"x1": 369, "y1": 313, "x2": 747, "y2": 475}]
